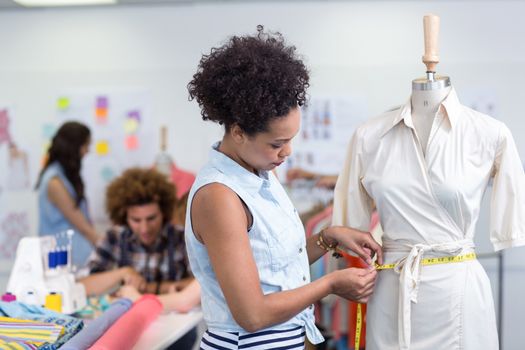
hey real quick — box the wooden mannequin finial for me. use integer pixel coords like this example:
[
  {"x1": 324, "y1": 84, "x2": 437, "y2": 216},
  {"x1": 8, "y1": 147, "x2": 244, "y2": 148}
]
[{"x1": 422, "y1": 14, "x2": 440, "y2": 73}]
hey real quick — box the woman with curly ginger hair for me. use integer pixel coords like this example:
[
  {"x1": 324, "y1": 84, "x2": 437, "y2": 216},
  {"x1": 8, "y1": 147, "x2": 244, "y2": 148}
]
[{"x1": 185, "y1": 26, "x2": 382, "y2": 349}]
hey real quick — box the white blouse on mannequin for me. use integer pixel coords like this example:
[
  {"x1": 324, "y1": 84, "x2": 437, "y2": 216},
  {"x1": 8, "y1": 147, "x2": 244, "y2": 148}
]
[{"x1": 333, "y1": 87, "x2": 525, "y2": 350}]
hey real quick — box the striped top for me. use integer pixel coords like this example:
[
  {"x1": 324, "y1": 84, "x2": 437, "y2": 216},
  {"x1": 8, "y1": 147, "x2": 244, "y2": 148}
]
[{"x1": 200, "y1": 326, "x2": 306, "y2": 350}]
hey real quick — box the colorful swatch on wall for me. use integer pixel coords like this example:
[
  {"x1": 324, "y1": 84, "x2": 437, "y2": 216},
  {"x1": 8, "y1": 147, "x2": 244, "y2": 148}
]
[
  {"x1": 124, "y1": 118, "x2": 139, "y2": 134},
  {"x1": 125, "y1": 135, "x2": 138, "y2": 150},
  {"x1": 123, "y1": 110, "x2": 141, "y2": 151},
  {"x1": 95, "y1": 96, "x2": 109, "y2": 124},
  {"x1": 41, "y1": 123, "x2": 56, "y2": 140},
  {"x1": 57, "y1": 97, "x2": 70, "y2": 111},
  {"x1": 100, "y1": 166, "x2": 116, "y2": 182},
  {"x1": 95, "y1": 140, "x2": 110, "y2": 156}
]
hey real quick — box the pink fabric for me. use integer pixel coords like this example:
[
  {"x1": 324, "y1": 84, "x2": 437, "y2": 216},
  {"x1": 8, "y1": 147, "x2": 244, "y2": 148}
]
[
  {"x1": 88, "y1": 294, "x2": 162, "y2": 350},
  {"x1": 305, "y1": 206, "x2": 333, "y2": 238},
  {"x1": 369, "y1": 211, "x2": 380, "y2": 231},
  {"x1": 171, "y1": 164, "x2": 196, "y2": 199}
]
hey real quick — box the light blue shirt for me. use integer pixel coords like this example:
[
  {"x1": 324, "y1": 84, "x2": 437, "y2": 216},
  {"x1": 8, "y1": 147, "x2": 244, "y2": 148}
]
[
  {"x1": 185, "y1": 143, "x2": 324, "y2": 344},
  {"x1": 38, "y1": 162, "x2": 93, "y2": 268}
]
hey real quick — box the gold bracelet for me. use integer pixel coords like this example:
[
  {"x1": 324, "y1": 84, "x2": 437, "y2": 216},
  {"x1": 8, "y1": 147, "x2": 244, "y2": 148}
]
[{"x1": 316, "y1": 230, "x2": 342, "y2": 259}]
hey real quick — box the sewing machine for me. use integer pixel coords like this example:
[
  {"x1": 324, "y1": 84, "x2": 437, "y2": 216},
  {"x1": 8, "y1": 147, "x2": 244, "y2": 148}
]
[{"x1": 6, "y1": 235, "x2": 86, "y2": 314}]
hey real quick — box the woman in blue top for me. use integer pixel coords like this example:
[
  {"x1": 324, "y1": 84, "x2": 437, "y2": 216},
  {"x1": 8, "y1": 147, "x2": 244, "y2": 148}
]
[
  {"x1": 36, "y1": 121, "x2": 99, "y2": 268},
  {"x1": 185, "y1": 26, "x2": 383, "y2": 349}
]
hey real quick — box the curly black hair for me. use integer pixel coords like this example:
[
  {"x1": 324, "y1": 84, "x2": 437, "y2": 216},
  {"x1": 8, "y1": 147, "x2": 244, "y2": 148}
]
[{"x1": 188, "y1": 25, "x2": 310, "y2": 135}]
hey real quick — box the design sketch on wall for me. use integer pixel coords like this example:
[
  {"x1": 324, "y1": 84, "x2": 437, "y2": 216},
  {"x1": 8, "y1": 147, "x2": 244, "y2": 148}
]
[
  {"x1": 0, "y1": 107, "x2": 33, "y2": 193},
  {"x1": 53, "y1": 88, "x2": 154, "y2": 223},
  {"x1": 0, "y1": 109, "x2": 12, "y2": 146},
  {"x1": 0, "y1": 106, "x2": 36, "y2": 271},
  {"x1": 0, "y1": 212, "x2": 29, "y2": 261},
  {"x1": 285, "y1": 95, "x2": 368, "y2": 175}
]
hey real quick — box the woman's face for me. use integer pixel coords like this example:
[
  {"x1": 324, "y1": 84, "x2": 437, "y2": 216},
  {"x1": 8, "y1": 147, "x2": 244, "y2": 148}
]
[
  {"x1": 237, "y1": 107, "x2": 300, "y2": 172},
  {"x1": 79, "y1": 137, "x2": 91, "y2": 158}
]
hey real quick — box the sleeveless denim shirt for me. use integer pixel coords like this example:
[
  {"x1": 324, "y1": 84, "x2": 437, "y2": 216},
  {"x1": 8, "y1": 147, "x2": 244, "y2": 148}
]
[
  {"x1": 185, "y1": 143, "x2": 324, "y2": 344},
  {"x1": 38, "y1": 162, "x2": 93, "y2": 267}
]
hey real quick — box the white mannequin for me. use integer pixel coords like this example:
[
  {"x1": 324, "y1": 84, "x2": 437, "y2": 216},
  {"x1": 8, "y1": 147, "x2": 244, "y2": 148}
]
[{"x1": 411, "y1": 85, "x2": 451, "y2": 155}]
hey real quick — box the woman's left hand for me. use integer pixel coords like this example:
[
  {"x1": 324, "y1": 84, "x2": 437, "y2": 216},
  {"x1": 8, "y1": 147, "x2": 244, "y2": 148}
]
[{"x1": 324, "y1": 226, "x2": 383, "y2": 266}]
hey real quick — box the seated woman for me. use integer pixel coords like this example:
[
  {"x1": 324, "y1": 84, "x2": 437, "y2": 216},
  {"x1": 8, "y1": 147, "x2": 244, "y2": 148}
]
[
  {"x1": 36, "y1": 121, "x2": 99, "y2": 268},
  {"x1": 79, "y1": 167, "x2": 192, "y2": 295},
  {"x1": 79, "y1": 167, "x2": 197, "y2": 349},
  {"x1": 117, "y1": 191, "x2": 201, "y2": 313}
]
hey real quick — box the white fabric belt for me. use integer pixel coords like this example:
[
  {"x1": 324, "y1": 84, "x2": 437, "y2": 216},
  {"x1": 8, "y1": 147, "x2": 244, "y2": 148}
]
[{"x1": 382, "y1": 239, "x2": 476, "y2": 350}]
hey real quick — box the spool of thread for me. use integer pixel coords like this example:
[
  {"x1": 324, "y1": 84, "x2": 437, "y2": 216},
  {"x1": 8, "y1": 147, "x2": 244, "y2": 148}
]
[
  {"x1": 45, "y1": 292, "x2": 62, "y2": 313},
  {"x1": 25, "y1": 291, "x2": 39, "y2": 305},
  {"x1": 58, "y1": 248, "x2": 67, "y2": 266},
  {"x1": 1, "y1": 292, "x2": 16, "y2": 302},
  {"x1": 48, "y1": 251, "x2": 58, "y2": 269}
]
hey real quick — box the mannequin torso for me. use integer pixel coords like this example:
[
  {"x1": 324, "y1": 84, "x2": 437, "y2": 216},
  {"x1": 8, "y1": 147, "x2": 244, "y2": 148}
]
[{"x1": 411, "y1": 85, "x2": 451, "y2": 155}]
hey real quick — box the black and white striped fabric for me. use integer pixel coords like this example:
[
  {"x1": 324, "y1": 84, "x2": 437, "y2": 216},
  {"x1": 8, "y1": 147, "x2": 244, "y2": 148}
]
[{"x1": 200, "y1": 326, "x2": 306, "y2": 350}]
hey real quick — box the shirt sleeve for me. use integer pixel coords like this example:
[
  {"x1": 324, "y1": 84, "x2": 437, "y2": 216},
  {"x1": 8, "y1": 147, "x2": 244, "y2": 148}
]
[
  {"x1": 88, "y1": 229, "x2": 119, "y2": 273},
  {"x1": 490, "y1": 124, "x2": 525, "y2": 251},
  {"x1": 332, "y1": 130, "x2": 374, "y2": 231}
]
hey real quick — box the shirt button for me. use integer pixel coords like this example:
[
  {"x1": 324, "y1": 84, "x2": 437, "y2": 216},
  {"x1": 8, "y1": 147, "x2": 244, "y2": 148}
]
[
  {"x1": 299, "y1": 247, "x2": 303, "y2": 253},
  {"x1": 309, "y1": 304, "x2": 313, "y2": 310},
  {"x1": 303, "y1": 276, "x2": 306, "y2": 281}
]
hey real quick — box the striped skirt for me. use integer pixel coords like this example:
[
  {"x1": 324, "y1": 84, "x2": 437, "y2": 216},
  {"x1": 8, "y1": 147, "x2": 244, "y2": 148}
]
[{"x1": 200, "y1": 326, "x2": 306, "y2": 350}]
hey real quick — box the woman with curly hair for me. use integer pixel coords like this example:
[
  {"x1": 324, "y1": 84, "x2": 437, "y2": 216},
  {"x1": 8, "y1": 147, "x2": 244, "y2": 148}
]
[
  {"x1": 36, "y1": 121, "x2": 98, "y2": 267},
  {"x1": 80, "y1": 167, "x2": 192, "y2": 295},
  {"x1": 186, "y1": 26, "x2": 383, "y2": 349},
  {"x1": 80, "y1": 167, "x2": 197, "y2": 348}
]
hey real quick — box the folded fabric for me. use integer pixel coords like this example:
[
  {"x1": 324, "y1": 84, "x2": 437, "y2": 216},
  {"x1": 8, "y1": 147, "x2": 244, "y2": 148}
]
[
  {"x1": 0, "y1": 337, "x2": 57, "y2": 350},
  {"x1": 0, "y1": 335, "x2": 39, "y2": 349},
  {"x1": 0, "y1": 302, "x2": 83, "y2": 348},
  {"x1": 61, "y1": 298, "x2": 132, "y2": 350},
  {"x1": 88, "y1": 295, "x2": 162, "y2": 350},
  {"x1": 0, "y1": 316, "x2": 64, "y2": 347}
]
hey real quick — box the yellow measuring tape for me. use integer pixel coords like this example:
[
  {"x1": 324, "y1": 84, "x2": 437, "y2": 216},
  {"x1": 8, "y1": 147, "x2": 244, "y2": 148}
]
[
  {"x1": 352, "y1": 252, "x2": 477, "y2": 350},
  {"x1": 374, "y1": 252, "x2": 477, "y2": 270}
]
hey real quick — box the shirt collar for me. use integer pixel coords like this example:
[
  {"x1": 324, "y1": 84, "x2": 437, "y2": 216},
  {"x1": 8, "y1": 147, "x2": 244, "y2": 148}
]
[
  {"x1": 209, "y1": 142, "x2": 271, "y2": 195},
  {"x1": 380, "y1": 87, "x2": 461, "y2": 137}
]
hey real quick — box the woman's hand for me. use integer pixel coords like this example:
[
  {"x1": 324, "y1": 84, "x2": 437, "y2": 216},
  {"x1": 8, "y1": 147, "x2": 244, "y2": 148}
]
[
  {"x1": 324, "y1": 226, "x2": 383, "y2": 266},
  {"x1": 120, "y1": 267, "x2": 147, "y2": 292},
  {"x1": 116, "y1": 285, "x2": 142, "y2": 302},
  {"x1": 329, "y1": 267, "x2": 377, "y2": 303}
]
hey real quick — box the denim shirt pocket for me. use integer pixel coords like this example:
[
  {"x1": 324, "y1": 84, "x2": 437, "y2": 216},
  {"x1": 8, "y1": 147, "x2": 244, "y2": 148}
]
[{"x1": 267, "y1": 225, "x2": 302, "y2": 273}]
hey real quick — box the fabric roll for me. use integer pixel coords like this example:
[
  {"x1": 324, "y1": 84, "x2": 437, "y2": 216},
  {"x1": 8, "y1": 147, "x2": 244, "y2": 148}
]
[
  {"x1": 88, "y1": 295, "x2": 162, "y2": 350},
  {"x1": 61, "y1": 298, "x2": 132, "y2": 350}
]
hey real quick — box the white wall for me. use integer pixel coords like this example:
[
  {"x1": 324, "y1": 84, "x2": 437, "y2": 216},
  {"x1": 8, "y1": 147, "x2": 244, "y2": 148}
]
[{"x1": 0, "y1": 1, "x2": 523, "y2": 348}]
